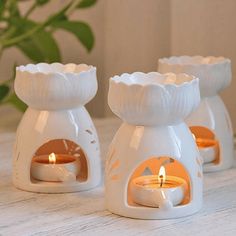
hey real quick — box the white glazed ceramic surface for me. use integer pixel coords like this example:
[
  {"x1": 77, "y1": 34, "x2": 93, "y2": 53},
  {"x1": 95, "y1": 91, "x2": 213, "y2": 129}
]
[
  {"x1": 158, "y1": 56, "x2": 234, "y2": 172},
  {"x1": 158, "y1": 56, "x2": 231, "y2": 97},
  {"x1": 108, "y1": 72, "x2": 200, "y2": 126},
  {"x1": 106, "y1": 122, "x2": 203, "y2": 219},
  {"x1": 13, "y1": 63, "x2": 101, "y2": 193},
  {"x1": 130, "y1": 175, "x2": 187, "y2": 209},
  {"x1": 106, "y1": 72, "x2": 202, "y2": 219},
  {"x1": 15, "y1": 63, "x2": 97, "y2": 110}
]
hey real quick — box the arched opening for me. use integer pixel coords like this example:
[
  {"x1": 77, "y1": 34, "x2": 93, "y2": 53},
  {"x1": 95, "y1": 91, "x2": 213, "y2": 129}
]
[
  {"x1": 127, "y1": 157, "x2": 191, "y2": 208},
  {"x1": 190, "y1": 126, "x2": 220, "y2": 164},
  {"x1": 30, "y1": 139, "x2": 88, "y2": 183}
]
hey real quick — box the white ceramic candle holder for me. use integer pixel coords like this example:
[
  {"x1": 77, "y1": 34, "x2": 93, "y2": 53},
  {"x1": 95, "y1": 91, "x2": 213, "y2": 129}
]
[
  {"x1": 105, "y1": 72, "x2": 202, "y2": 219},
  {"x1": 13, "y1": 63, "x2": 101, "y2": 193},
  {"x1": 159, "y1": 56, "x2": 234, "y2": 172}
]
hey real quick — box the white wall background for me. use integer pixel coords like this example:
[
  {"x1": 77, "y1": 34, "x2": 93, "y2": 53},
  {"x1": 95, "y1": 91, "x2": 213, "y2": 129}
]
[
  {"x1": 171, "y1": 0, "x2": 236, "y2": 132},
  {"x1": 0, "y1": 0, "x2": 235, "y2": 131}
]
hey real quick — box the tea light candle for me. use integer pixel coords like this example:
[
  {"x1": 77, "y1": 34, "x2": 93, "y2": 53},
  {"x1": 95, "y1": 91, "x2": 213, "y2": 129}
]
[
  {"x1": 31, "y1": 153, "x2": 80, "y2": 182},
  {"x1": 130, "y1": 166, "x2": 187, "y2": 209},
  {"x1": 196, "y1": 138, "x2": 218, "y2": 163}
]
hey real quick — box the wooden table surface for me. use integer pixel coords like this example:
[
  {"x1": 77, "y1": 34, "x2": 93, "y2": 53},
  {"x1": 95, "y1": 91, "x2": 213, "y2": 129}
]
[{"x1": 0, "y1": 116, "x2": 236, "y2": 236}]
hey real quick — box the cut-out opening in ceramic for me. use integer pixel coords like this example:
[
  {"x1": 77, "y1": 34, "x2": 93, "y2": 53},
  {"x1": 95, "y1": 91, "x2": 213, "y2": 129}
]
[
  {"x1": 127, "y1": 157, "x2": 191, "y2": 209},
  {"x1": 30, "y1": 139, "x2": 88, "y2": 183},
  {"x1": 190, "y1": 126, "x2": 220, "y2": 165}
]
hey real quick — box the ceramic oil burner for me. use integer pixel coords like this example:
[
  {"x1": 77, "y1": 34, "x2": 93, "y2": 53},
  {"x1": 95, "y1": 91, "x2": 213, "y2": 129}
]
[
  {"x1": 159, "y1": 56, "x2": 234, "y2": 172},
  {"x1": 13, "y1": 63, "x2": 101, "y2": 193},
  {"x1": 105, "y1": 72, "x2": 202, "y2": 219}
]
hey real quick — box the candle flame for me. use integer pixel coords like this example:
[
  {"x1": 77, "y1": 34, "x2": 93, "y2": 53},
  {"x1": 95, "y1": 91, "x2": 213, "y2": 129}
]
[
  {"x1": 158, "y1": 165, "x2": 166, "y2": 183},
  {"x1": 49, "y1": 153, "x2": 56, "y2": 164}
]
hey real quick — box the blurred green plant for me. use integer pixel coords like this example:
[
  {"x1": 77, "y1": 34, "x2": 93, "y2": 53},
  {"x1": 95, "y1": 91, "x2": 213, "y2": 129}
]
[{"x1": 0, "y1": 0, "x2": 96, "y2": 111}]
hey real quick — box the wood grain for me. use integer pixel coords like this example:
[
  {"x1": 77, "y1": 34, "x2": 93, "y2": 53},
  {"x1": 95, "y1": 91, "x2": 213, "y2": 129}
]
[{"x1": 0, "y1": 118, "x2": 236, "y2": 236}]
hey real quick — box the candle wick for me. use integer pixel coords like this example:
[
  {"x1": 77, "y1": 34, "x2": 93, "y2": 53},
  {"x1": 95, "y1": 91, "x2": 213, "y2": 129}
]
[{"x1": 160, "y1": 175, "x2": 163, "y2": 187}]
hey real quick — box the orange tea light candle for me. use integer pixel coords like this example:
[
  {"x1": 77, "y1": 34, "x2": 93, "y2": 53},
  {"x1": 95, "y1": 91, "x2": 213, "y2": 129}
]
[
  {"x1": 130, "y1": 166, "x2": 187, "y2": 209},
  {"x1": 196, "y1": 138, "x2": 218, "y2": 163},
  {"x1": 31, "y1": 153, "x2": 80, "y2": 182}
]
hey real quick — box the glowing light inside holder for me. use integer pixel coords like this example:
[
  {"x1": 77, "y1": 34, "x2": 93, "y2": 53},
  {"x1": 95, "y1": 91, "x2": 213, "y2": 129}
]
[
  {"x1": 49, "y1": 153, "x2": 56, "y2": 164},
  {"x1": 31, "y1": 153, "x2": 80, "y2": 182},
  {"x1": 192, "y1": 134, "x2": 217, "y2": 164},
  {"x1": 130, "y1": 166, "x2": 187, "y2": 209}
]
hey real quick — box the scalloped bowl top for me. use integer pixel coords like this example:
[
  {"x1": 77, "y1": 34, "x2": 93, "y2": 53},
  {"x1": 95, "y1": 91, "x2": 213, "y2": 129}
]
[
  {"x1": 15, "y1": 63, "x2": 97, "y2": 110},
  {"x1": 158, "y1": 56, "x2": 231, "y2": 97},
  {"x1": 16, "y1": 62, "x2": 95, "y2": 75},
  {"x1": 111, "y1": 72, "x2": 195, "y2": 87},
  {"x1": 108, "y1": 72, "x2": 200, "y2": 126},
  {"x1": 159, "y1": 56, "x2": 229, "y2": 66}
]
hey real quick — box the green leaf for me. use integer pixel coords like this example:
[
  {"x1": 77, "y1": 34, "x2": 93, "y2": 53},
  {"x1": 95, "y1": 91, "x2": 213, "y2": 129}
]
[
  {"x1": 8, "y1": 0, "x2": 20, "y2": 17},
  {"x1": 0, "y1": 0, "x2": 7, "y2": 17},
  {"x1": 77, "y1": 0, "x2": 97, "y2": 8},
  {"x1": 17, "y1": 38, "x2": 46, "y2": 62},
  {"x1": 18, "y1": 30, "x2": 61, "y2": 62},
  {"x1": 7, "y1": 93, "x2": 27, "y2": 112},
  {"x1": 0, "y1": 85, "x2": 9, "y2": 101},
  {"x1": 10, "y1": 18, "x2": 61, "y2": 62},
  {"x1": 46, "y1": 1, "x2": 73, "y2": 25},
  {"x1": 36, "y1": 0, "x2": 49, "y2": 6},
  {"x1": 52, "y1": 21, "x2": 94, "y2": 51}
]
